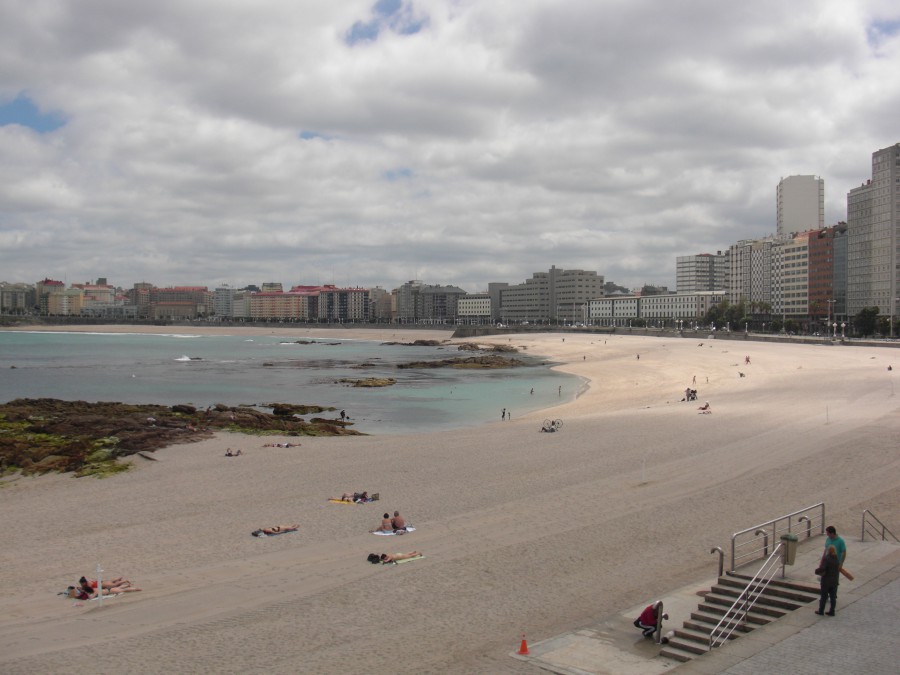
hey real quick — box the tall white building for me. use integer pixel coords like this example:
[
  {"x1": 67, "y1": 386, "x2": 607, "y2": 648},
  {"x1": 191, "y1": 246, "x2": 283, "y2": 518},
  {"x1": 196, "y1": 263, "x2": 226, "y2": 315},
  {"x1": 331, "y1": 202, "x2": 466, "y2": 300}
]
[
  {"x1": 777, "y1": 175, "x2": 824, "y2": 236},
  {"x1": 847, "y1": 143, "x2": 900, "y2": 318}
]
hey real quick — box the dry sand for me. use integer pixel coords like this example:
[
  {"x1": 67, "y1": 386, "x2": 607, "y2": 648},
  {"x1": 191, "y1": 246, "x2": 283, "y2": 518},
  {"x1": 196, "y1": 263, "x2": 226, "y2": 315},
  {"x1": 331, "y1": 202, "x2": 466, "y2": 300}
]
[{"x1": 1, "y1": 327, "x2": 899, "y2": 674}]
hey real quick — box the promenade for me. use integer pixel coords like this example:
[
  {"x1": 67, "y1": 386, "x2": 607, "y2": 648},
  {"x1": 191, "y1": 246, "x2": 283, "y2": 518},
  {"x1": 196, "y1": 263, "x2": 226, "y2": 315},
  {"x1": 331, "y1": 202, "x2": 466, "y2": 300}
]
[{"x1": 513, "y1": 536, "x2": 900, "y2": 675}]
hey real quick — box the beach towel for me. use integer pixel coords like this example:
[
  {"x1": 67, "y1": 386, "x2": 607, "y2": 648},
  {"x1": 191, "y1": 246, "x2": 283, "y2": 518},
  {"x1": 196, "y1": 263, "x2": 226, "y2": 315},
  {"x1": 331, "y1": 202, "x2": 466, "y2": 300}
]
[
  {"x1": 372, "y1": 527, "x2": 415, "y2": 536},
  {"x1": 328, "y1": 499, "x2": 362, "y2": 505},
  {"x1": 389, "y1": 554, "x2": 425, "y2": 565}
]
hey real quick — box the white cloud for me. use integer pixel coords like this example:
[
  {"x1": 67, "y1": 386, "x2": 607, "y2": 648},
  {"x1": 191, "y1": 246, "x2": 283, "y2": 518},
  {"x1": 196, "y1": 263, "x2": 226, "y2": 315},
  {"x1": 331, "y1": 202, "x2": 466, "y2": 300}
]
[{"x1": 1, "y1": 0, "x2": 899, "y2": 292}]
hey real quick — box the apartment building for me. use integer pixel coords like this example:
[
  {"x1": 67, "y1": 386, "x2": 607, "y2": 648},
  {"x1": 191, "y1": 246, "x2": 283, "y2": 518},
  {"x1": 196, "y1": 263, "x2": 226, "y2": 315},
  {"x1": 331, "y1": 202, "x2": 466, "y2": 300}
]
[
  {"x1": 676, "y1": 252, "x2": 727, "y2": 293},
  {"x1": 500, "y1": 266, "x2": 603, "y2": 323},
  {"x1": 847, "y1": 143, "x2": 900, "y2": 318},
  {"x1": 457, "y1": 293, "x2": 492, "y2": 324},
  {"x1": 777, "y1": 175, "x2": 824, "y2": 236}
]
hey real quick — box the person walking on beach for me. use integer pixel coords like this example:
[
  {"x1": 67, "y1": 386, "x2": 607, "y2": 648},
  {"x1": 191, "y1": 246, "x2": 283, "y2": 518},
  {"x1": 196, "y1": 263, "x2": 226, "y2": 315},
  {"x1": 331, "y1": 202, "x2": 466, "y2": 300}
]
[
  {"x1": 815, "y1": 544, "x2": 840, "y2": 615},
  {"x1": 501, "y1": 408, "x2": 506, "y2": 420}
]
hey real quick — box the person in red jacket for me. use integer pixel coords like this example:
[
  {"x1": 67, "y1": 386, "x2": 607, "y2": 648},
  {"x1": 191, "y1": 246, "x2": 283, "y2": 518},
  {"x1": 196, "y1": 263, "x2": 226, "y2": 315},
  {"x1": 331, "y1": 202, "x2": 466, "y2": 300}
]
[{"x1": 634, "y1": 602, "x2": 668, "y2": 639}]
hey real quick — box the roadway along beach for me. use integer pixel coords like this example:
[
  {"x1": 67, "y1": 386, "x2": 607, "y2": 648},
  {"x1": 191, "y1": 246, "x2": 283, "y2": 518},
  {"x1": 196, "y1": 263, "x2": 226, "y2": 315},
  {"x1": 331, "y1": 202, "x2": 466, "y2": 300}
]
[{"x1": 1, "y1": 327, "x2": 898, "y2": 674}]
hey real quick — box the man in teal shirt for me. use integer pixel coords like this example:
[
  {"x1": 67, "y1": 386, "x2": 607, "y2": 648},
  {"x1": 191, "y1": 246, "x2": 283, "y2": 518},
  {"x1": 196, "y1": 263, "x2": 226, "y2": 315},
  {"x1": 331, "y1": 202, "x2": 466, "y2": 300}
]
[{"x1": 824, "y1": 525, "x2": 846, "y2": 567}]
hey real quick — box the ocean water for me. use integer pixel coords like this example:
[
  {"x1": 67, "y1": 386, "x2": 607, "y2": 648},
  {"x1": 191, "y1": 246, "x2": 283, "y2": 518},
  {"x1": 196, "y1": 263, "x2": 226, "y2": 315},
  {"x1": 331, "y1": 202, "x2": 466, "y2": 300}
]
[{"x1": 0, "y1": 331, "x2": 580, "y2": 435}]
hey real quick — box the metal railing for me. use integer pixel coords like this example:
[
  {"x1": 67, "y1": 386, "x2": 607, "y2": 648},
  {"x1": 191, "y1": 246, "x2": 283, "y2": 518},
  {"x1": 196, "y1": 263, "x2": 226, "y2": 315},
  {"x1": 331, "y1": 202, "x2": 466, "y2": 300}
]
[
  {"x1": 731, "y1": 503, "x2": 824, "y2": 570},
  {"x1": 861, "y1": 509, "x2": 899, "y2": 542},
  {"x1": 709, "y1": 542, "x2": 784, "y2": 650}
]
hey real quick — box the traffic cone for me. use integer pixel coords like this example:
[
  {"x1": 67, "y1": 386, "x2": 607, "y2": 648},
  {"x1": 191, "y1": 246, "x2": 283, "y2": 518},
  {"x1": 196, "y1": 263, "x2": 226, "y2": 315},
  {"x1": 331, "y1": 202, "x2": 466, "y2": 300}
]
[{"x1": 517, "y1": 634, "x2": 530, "y2": 656}]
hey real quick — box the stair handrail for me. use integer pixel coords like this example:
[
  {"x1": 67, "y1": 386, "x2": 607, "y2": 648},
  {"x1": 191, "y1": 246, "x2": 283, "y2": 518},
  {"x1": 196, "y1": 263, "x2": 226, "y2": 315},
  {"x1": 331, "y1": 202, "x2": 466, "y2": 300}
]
[
  {"x1": 861, "y1": 509, "x2": 899, "y2": 542},
  {"x1": 730, "y1": 502, "x2": 824, "y2": 570},
  {"x1": 709, "y1": 542, "x2": 784, "y2": 650}
]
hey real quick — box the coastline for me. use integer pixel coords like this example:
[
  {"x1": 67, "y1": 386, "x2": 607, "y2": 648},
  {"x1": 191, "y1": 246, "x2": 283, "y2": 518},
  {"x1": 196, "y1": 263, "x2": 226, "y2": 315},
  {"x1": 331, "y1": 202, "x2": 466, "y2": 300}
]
[{"x1": 1, "y1": 327, "x2": 898, "y2": 673}]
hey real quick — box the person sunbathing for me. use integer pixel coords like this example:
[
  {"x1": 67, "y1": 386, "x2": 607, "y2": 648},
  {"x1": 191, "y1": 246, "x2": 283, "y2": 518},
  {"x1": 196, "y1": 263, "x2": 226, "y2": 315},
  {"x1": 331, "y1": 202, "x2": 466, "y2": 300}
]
[
  {"x1": 370, "y1": 513, "x2": 393, "y2": 533},
  {"x1": 80, "y1": 575, "x2": 131, "y2": 591},
  {"x1": 697, "y1": 401, "x2": 711, "y2": 413},
  {"x1": 380, "y1": 552, "x2": 421, "y2": 563},
  {"x1": 258, "y1": 524, "x2": 299, "y2": 535}
]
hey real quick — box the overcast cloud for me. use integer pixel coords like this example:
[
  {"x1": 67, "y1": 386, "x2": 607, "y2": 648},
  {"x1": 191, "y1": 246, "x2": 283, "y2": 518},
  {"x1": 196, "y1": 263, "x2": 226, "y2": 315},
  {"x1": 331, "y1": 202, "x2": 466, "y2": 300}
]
[{"x1": 1, "y1": 0, "x2": 898, "y2": 292}]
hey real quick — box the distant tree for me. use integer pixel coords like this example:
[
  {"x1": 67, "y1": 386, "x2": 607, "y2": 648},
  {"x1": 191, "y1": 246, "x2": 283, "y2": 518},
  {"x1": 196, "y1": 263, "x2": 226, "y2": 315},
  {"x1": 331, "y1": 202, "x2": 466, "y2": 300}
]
[{"x1": 853, "y1": 306, "x2": 880, "y2": 337}]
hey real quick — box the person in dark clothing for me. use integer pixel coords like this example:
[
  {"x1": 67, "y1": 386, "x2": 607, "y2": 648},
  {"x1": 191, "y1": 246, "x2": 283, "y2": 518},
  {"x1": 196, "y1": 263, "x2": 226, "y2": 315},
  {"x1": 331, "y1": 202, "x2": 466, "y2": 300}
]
[{"x1": 815, "y1": 544, "x2": 840, "y2": 616}]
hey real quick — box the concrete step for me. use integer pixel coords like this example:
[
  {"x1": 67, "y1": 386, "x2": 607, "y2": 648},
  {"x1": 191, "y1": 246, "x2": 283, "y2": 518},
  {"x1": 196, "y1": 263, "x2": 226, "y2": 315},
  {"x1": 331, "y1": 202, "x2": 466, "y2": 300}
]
[
  {"x1": 725, "y1": 571, "x2": 820, "y2": 595},
  {"x1": 717, "y1": 575, "x2": 820, "y2": 603},
  {"x1": 683, "y1": 618, "x2": 754, "y2": 636},
  {"x1": 702, "y1": 592, "x2": 789, "y2": 618},
  {"x1": 665, "y1": 636, "x2": 710, "y2": 656},
  {"x1": 688, "y1": 610, "x2": 756, "y2": 630},
  {"x1": 660, "y1": 642, "x2": 699, "y2": 663},
  {"x1": 674, "y1": 625, "x2": 732, "y2": 645},
  {"x1": 696, "y1": 602, "x2": 774, "y2": 625},
  {"x1": 708, "y1": 586, "x2": 806, "y2": 612}
]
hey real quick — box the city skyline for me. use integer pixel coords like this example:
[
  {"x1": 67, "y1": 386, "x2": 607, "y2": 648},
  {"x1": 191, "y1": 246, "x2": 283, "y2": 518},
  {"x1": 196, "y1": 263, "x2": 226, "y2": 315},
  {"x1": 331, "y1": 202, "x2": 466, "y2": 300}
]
[{"x1": 1, "y1": 1, "x2": 899, "y2": 292}]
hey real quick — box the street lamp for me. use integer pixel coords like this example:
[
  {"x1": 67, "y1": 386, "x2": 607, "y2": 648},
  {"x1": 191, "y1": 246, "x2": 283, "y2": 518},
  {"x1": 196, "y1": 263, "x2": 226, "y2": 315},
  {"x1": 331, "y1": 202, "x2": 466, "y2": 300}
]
[
  {"x1": 833, "y1": 322, "x2": 837, "y2": 339},
  {"x1": 841, "y1": 322, "x2": 846, "y2": 339}
]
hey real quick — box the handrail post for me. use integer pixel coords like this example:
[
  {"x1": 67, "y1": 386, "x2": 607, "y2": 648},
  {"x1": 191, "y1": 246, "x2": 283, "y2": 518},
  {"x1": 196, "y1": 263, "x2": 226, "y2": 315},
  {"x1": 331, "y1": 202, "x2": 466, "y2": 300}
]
[
  {"x1": 799, "y1": 515, "x2": 812, "y2": 539},
  {"x1": 861, "y1": 509, "x2": 869, "y2": 541},
  {"x1": 731, "y1": 537, "x2": 736, "y2": 572},
  {"x1": 755, "y1": 529, "x2": 769, "y2": 557},
  {"x1": 710, "y1": 546, "x2": 724, "y2": 577},
  {"x1": 653, "y1": 600, "x2": 665, "y2": 644}
]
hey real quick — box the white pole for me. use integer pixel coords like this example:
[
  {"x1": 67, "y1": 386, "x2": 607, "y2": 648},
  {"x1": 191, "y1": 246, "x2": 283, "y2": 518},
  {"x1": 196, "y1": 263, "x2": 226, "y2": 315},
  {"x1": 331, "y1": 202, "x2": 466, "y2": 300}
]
[{"x1": 96, "y1": 562, "x2": 103, "y2": 607}]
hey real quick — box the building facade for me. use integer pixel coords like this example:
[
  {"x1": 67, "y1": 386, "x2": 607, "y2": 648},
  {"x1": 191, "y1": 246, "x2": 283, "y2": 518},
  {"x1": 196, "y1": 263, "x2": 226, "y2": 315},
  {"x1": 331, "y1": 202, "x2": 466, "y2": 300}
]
[
  {"x1": 847, "y1": 143, "x2": 900, "y2": 319},
  {"x1": 676, "y1": 253, "x2": 727, "y2": 293},
  {"x1": 777, "y1": 175, "x2": 824, "y2": 236}
]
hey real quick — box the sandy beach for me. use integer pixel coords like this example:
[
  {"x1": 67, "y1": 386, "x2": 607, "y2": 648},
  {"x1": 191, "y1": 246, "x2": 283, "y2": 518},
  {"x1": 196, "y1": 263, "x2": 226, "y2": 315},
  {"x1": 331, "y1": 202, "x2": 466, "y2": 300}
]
[{"x1": 1, "y1": 326, "x2": 898, "y2": 674}]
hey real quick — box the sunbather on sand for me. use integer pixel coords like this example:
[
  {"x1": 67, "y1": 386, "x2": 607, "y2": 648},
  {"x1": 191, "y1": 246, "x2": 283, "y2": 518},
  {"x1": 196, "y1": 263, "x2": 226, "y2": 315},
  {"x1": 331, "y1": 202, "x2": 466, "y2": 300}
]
[
  {"x1": 259, "y1": 524, "x2": 299, "y2": 534},
  {"x1": 80, "y1": 575, "x2": 131, "y2": 590},
  {"x1": 338, "y1": 491, "x2": 368, "y2": 502},
  {"x1": 380, "y1": 552, "x2": 421, "y2": 563},
  {"x1": 370, "y1": 513, "x2": 393, "y2": 533}
]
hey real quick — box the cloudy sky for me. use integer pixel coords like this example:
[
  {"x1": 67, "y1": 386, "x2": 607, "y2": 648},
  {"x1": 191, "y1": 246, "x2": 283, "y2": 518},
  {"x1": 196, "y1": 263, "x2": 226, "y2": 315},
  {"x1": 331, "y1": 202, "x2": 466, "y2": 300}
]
[{"x1": 1, "y1": 0, "x2": 898, "y2": 293}]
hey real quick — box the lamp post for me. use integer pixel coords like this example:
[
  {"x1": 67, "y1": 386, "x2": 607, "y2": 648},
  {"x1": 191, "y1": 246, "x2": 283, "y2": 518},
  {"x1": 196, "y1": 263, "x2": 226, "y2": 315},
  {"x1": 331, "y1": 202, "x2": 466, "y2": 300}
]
[
  {"x1": 841, "y1": 322, "x2": 846, "y2": 339},
  {"x1": 833, "y1": 322, "x2": 837, "y2": 339}
]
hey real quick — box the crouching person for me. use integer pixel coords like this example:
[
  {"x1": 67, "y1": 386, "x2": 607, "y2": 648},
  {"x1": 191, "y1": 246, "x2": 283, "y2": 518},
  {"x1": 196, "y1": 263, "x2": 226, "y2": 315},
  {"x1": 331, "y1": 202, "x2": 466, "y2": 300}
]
[{"x1": 634, "y1": 601, "x2": 668, "y2": 640}]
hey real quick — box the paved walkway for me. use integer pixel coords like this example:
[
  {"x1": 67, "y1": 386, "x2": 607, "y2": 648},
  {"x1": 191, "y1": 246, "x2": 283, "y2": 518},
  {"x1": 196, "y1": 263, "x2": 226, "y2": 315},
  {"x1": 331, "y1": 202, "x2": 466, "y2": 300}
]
[{"x1": 511, "y1": 537, "x2": 900, "y2": 675}]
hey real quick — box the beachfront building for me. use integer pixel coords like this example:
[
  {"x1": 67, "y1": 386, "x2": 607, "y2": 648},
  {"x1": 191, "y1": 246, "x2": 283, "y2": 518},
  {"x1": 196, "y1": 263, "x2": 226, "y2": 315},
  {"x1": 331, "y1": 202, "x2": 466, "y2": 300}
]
[
  {"x1": 149, "y1": 286, "x2": 211, "y2": 320},
  {"x1": 315, "y1": 286, "x2": 369, "y2": 322},
  {"x1": 394, "y1": 280, "x2": 422, "y2": 323},
  {"x1": 499, "y1": 266, "x2": 603, "y2": 324},
  {"x1": 368, "y1": 286, "x2": 391, "y2": 322},
  {"x1": 846, "y1": 143, "x2": 900, "y2": 323},
  {"x1": 0, "y1": 282, "x2": 33, "y2": 314},
  {"x1": 771, "y1": 232, "x2": 810, "y2": 319},
  {"x1": 213, "y1": 285, "x2": 235, "y2": 318},
  {"x1": 831, "y1": 223, "x2": 849, "y2": 319},
  {"x1": 589, "y1": 292, "x2": 724, "y2": 327},
  {"x1": 457, "y1": 293, "x2": 492, "y2": 324},
  {"x1": 777, "y1": 175, "x2": 824, "y2": 237},
  {"x1": 728, "y1": 238, "x2": 775, "y2": 309},
  {"x1": 807, "y1": 224, "x2": 844, "y2": 326},
  {"x1": 45, "y1": 287, "x2": 84, "y2": 315},
  {"x1": 248, "y1": 290, "x2": 314, "y2": 320},
  {"x1": 676, "y1": 252, "x2": 728, "y2": 293},
  {"x1": 420, "y1": 285, "x2": 466, "y2": 324},
  {"x1": 640, "y1": 292, "x2": 726, "y2": 326}
]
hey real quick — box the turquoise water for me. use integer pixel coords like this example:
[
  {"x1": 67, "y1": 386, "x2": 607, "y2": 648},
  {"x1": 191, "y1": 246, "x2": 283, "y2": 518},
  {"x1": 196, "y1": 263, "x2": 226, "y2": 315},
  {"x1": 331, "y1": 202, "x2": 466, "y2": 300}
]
[{"x1": 0, "y1": 331, "x2": 579, "y2": 434}]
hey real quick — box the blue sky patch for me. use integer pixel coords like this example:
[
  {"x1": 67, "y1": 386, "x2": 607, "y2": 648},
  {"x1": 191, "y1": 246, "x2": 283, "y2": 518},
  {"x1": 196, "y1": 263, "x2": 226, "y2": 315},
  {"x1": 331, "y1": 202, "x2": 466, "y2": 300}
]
[
  {"x1": 299, "y1": 130, "x2": 332, "y2": 141},
  {"x1": 867, "y1": 19, "x2": 900, "y2": 49},
  {"x1": 384, "y1": 167, "x2": 413, "y2": 181},
  {"x1": 346, "y1": 0, "x2": 425, "y2": 45},
  {"x1": 0, "y1": 94, "x2": 66, "y2": 132}
]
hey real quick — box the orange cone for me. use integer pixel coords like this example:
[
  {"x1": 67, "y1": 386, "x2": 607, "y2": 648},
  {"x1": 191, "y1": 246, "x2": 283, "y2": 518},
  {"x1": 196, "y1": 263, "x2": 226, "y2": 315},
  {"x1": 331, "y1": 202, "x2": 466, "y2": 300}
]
[{"x1": 517, "y1": 634, "x2": 530, "y2": 655}]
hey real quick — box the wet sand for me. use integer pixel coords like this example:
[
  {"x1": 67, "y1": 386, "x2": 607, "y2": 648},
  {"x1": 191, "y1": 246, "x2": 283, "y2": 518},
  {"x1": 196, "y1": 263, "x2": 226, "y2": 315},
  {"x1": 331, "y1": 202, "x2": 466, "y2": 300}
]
[{"x1": 1, "y1": 328, "x2": 898, "y2": 674}]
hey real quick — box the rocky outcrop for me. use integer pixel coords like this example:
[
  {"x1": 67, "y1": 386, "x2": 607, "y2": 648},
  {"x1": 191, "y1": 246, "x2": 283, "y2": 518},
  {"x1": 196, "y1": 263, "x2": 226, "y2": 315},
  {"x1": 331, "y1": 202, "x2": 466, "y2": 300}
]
[
  {"x1": 0, "y1": 398, "x2": 362, "y2": 476},
  {"x1": 396, "y1": 355, "x2": 523, "y2": 369}
]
